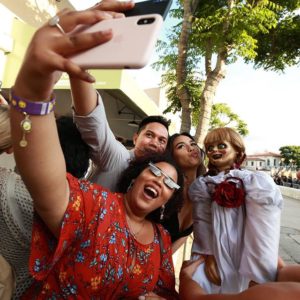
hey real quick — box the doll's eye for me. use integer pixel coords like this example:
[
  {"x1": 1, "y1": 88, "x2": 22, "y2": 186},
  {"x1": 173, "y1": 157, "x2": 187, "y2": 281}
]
[
  {"x1": 218, "y1": 143, "x2": 227, "y2": 150},
  {"x1": 207, "y1": 143, "x2": 227, "y2": 152}
]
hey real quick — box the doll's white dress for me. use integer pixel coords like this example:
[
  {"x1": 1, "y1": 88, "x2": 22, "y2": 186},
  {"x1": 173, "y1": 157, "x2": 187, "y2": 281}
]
[{"x1": 189, "y1": 169, "x2": 283, "y2": 294}]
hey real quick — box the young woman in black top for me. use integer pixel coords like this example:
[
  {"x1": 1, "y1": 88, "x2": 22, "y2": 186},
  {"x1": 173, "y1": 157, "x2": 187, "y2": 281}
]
[{"x1": 162, "y1": 132, "x2": 206, "y2": 253}]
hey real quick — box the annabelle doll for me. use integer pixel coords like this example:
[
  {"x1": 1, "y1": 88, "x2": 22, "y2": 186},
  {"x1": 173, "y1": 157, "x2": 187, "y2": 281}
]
[{"x1": 189, "y1": 127, "x2": 283, "y2": 293}]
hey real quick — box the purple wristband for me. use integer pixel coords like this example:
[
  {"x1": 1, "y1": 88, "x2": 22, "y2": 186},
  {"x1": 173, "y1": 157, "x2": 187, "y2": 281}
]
[{"x1": 10, "y1": 90, "x2": 56, "y2": 115}]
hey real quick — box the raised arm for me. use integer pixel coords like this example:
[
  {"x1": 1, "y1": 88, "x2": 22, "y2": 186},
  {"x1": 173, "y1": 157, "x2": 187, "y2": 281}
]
[
  {"x1": 70, "y1": 78, "x2": 98, "y2": 116},
  {"x1": 10, "y1": 9, "x2": 117, "y2": 236},
  {"x1": 70, "y1": 2, "x2": 135, "y2": 183},
  {"x1": 71, "y1": 76, "x2": 132, "y2": 187},
  {"x1": 70, "y1": 0, "x2": 134, "y2": 116}
]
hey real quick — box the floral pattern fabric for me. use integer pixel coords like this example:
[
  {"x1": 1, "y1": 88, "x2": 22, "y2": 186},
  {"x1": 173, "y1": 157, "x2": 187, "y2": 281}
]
[{"x1": 23, "y1": 174, "x2": 178, "y2": 299}]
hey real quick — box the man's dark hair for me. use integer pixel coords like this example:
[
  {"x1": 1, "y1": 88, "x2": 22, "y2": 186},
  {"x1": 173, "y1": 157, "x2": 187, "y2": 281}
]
[
  {"x1": 137, "y1": 115, "x2": 170, "y2": 134},
  {"x1": 56, "y1": 116, "x2": 90, "y2": 178}
]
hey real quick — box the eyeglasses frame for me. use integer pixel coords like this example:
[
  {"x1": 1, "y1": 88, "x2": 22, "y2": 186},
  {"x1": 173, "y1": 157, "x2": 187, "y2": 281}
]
[{"x1": 148, "y1": 162, "x2": 180, "y2": 190}]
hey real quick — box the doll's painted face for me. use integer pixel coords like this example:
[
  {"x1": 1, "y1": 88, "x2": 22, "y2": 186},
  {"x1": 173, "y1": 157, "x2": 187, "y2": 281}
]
[{"x1": 206, "y1": 140, "x2": 237, "y2": 172}]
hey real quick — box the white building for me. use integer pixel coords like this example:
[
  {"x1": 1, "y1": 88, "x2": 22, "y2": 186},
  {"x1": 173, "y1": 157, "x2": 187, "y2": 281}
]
[{"x1": 245, "y1": 152, "x2": 282, "y2": 171}]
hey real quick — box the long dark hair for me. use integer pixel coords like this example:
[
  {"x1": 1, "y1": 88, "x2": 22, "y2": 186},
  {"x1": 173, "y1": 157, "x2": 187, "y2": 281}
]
[
  {"x1": 56, "y1": 116, "x2": 90, "y2": 178},
  {"x1": 168, "y1": 132, "x2": 206, "y2": 176}
]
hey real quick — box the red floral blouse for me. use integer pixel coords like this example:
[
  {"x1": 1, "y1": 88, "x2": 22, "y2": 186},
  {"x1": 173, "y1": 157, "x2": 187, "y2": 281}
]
[{"x1": 23, "y1": 174, "x2": 178, "y2": 299}]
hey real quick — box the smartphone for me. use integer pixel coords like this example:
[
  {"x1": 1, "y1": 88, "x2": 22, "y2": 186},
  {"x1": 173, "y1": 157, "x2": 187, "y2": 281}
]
[
  {"x1": 70, "y1": 14, "x2": 163, "y2": 69},
  {"x1": 125, "y1": 0, "x2": 173, "y2": 20}
]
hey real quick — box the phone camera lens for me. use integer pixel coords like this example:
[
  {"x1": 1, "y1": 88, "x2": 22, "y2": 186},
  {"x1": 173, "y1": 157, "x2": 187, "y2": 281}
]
[{"x1": 138, "y1": 18, "x2": 155, "y2": 25}]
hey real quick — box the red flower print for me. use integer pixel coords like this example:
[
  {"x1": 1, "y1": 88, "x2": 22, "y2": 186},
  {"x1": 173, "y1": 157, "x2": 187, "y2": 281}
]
[{"x1": 212, "y1": 177, "x2": 245, "y2": 208}]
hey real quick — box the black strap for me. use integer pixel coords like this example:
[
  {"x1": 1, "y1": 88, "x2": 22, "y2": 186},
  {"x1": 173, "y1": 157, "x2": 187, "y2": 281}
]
[{"x1": 155, "y1": 223, "x2": 164, "y2": 261}]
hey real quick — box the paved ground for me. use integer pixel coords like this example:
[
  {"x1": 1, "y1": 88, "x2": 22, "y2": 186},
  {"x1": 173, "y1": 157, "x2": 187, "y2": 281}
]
[
  {"x1": 279, "y1": 226, "x2": 300, "y2": 264},
  {"x1": 279, "y1": 196, "x2": 300, "y2": 264}
]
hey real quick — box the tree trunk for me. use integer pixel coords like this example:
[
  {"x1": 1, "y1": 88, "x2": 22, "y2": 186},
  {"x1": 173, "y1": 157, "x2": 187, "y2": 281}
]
[
  {"x1": 194, "y1": 0, "x2": 234, "y2": 146},
  {"x1": 176, "y1": 0, "x2": 193, "y2": 133},
  {"x1": 194, "y1": 51, "x2": 227, "y2": 146}
]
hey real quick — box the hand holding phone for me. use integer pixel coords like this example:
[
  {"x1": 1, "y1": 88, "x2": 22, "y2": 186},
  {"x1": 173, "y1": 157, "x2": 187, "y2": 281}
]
[{"x1": 70, "y1": 14, "x2": 163, "y2": 69}]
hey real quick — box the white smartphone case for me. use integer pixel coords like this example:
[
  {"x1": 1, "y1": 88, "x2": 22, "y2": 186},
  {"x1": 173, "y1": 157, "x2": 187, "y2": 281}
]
[{"x1": 70, "y1": 14, "x2": 163, "y2": 69}]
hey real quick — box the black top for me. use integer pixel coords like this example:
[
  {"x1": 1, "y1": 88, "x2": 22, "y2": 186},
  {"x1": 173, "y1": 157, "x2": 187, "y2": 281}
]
[{"x1": 161, "y1": 213, "x2": 193, "y2": 243}]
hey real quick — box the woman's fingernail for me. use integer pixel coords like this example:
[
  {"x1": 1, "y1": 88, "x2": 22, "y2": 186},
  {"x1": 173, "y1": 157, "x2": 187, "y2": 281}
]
[
  {"x1": 101, "y1": 29, "x2": 112, "y2": 36},
  {"x1": 138, "y1": 296, "x2": 146, "y2": 300}
]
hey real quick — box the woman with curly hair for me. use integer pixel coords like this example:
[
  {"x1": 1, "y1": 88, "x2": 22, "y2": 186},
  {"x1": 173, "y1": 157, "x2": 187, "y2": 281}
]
[{"x1": 9, "y1": 6, "x2": 183, "y2": 299}]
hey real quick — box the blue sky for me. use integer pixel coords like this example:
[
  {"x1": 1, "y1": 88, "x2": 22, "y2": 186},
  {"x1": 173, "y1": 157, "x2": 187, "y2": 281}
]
[{"x1": 71, "y1": 0, "x2": 299, "y2": 154}]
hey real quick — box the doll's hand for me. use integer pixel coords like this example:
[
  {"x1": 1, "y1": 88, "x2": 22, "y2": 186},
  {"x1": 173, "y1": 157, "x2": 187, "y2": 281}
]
[
  {"x1": 248, "y1": 280, "x2": 258, "y2": 288},
  {"x1": 204, "y1": 255, "x2": 221, "y2": 286},
  {"x1": 180, "y1": 257, "x2": 205, "y2": 280}
]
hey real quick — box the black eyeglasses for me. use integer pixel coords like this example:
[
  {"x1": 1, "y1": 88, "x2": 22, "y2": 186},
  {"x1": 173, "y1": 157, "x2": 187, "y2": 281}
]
[{"x1": 148, "y1": 162, "x2": 180, "y2": 190}]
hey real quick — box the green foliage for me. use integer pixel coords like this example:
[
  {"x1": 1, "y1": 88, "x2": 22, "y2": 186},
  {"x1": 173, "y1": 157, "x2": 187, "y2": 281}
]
[
  {"x1": 153, "y1": 0, "x2": 299, "y2": 135},
  {"x1": 279, "y1": 145, "x2": 300, "y2": 168},
  {"x1": 190, "y1": 0, "x2": 281, "y2": 61},
  {"x1": 155, "y1": 0, "x2": 299, "y2": 74},
  {"x1": 192, "y1": 102, "x2": 249, "y2": 136},
  {"x1": 160, "y1": 70, "x2": 204, "y2": 114},
  {"x1": 250, "y1": 14, "x2": 300, "y2": 71}
]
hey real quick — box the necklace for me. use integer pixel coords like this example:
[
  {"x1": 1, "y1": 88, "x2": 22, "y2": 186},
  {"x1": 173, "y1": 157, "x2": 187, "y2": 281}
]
[{"x1": 126, "y1": 215, "x2": 146, "y2": 239}]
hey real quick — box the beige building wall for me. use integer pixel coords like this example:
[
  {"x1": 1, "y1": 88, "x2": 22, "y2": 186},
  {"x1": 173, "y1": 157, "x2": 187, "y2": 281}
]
[{"x1": 145, "y1": 86, "x2": 181, "y2": 135}]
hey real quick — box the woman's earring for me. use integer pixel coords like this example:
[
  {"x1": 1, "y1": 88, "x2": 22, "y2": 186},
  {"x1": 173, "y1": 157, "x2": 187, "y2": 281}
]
[
  {"x1": 160, "y1": 205, "x2": 165, "y2": 221},
  {"x1": 127, "y1": 179, "x2": 135, "y2": 192}
]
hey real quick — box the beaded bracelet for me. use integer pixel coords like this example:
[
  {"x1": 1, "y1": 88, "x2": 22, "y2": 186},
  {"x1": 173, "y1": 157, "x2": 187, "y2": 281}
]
[{"x1": 9, "y1": 89, "x2": 56, "y2": 148}]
